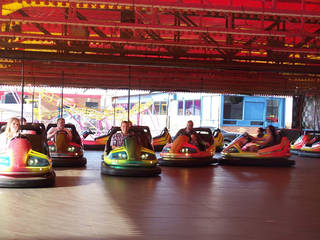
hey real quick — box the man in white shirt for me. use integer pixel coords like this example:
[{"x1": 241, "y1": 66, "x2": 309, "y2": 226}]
[{"x1": 47, "y1": 118, "x2": 72, "y2": 141}]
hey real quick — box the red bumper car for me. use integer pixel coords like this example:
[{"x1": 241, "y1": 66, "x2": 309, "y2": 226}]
[
  {"x1": 159, "y1": 128, "x2": 216, "y2": 166},
  {"x1": 47, "y1": 123, "x2": 86, "y2": 167},
  {"x1": 0, "y1": 124, "x2": 55, "y2": 188},
  {"x1": 219, "y1": 131, "x2": 295, "y2": 167},
  {"x1": 291, "y1": 131, "x2": 320, "y2": 157},
  {"x1": 152, "y1": 127, "x2": 172, "y2": 152}
]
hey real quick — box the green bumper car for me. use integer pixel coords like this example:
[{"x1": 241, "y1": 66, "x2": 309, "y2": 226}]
[{"x1": 101, "y1": 126, "x2": 161, "y2": 177}]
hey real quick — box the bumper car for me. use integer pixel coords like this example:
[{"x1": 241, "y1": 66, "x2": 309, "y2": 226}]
[
  {"x1": 212, "y1": 128, "x2": 224, "y2": 152},
  {"x1": 219, "y1": 131, "x2": 295, "y2": 167},
  {"x1": 101, "y1": 126, "x2": 161, "y2": 177},
  {"x1": 0, "y1": 124, "x2": 55, "y2": 188},
  {"x1": 290, "y1": 134, "x2": 311, "y2": 155},
  {"x1": 47, "y1": 123, "x2": 86, "y2": 167},
  {"x1": 291, "y1": 131, "x2": 320, "y2": 157},
  {"x1": 159, "y1": 127, "x2": 216, "y2": 166},
  {"x1": 82, "y1": 128, "x2": 114, "y2": 150},
  {"x1": 152, "y1": 127, "x2": 172, "y2": 152},
  {"x1": 204, "y1": 126, "x2": 242, "y2": 151}
]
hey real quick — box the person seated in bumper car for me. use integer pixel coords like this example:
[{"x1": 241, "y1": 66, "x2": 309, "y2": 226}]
[
  {"x1": 47, "y1": 118, "x2": 72, "y2": 141},
  {"x1": 174, "y1": 120, "x2": 209, "y2": 150},
  {"x1": 19, "y1": 117, "x2": 38, "y2": 135},
  {"x1": 0, "y1": 117, "x2": 20, "y2": 152},
  {"x1": 19, "y1": 117, "x2": 27, "y2": 125},
  {"x1": 242, "y1": 125, "x2": 277, "y2": 152},
  {"x1": 110, "y1": 121, "x2": 130, "y2": 149},
  {"x1": 257, "y1": 127, "x2": 265, "y2": 139}
]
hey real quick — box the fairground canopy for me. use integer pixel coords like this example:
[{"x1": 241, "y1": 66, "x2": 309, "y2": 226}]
[{"x1": 0, "y1": 0, "x2": 320, "y2": 95}]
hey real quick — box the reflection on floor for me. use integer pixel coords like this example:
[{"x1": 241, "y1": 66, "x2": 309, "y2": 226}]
[{"x1": 0, "y1": 152, "x2": 319, "y2": 240}]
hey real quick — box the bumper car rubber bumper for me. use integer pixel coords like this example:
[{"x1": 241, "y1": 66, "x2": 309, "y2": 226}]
[
  {"x1": 0, "y1": 170, "x2": 56, "y2": 188},
  {"x1": 101, "y1": 162, "x2": 161, "y2": 177}
]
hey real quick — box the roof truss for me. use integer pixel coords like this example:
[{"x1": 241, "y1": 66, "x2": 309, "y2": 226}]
[{"x1": 0, "y1": 0, "x2": 319, "y2": 95}]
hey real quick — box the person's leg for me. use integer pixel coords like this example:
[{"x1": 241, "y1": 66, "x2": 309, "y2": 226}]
[{"x1": 248, "y1": 144, "x2": 259, "y2": 152}]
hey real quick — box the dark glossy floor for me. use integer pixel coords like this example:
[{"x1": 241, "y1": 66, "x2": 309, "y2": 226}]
[{"x1": 0, "y1": 152, "x2": 320, "y2": 240}]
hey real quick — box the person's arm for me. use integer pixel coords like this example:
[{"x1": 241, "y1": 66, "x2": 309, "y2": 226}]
[
  {"x1": 194, "y1": 133, "x2": 210, "y2": 147},
  {"x1": 253, "y1": 135, "x2": 266, "y2": 144},
  {"x1": 259, "y1": 135, "x2": 273, "y2": 147},
  {"x1": 47, "y1": 127, "x2": 57, "y2": 140},
  {"x1": 66, "y1": 129, "x2": 73, "y2": 141},
  {"x1": 200, "y1": 138, "x2": 210, "y2": 147},
  {"x1": 250, "y1": 134, "x2": 265, "y2": 143},
  {"x1": 173, "y1": 129, "x2": 183, "y2": 140},
  {"x1": 110, "y1": 134, "x2": 118, "y2": 149}
]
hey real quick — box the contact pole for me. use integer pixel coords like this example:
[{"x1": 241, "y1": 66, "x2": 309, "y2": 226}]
[
  {"x1": 128, "y1": 66, "x2": 131, "y2": 122},
  {"x1": 113, "y1": 97, "x2": 116, "y2": 126},
  {"x1": 20, "y1": 60, "x2": 25, "y2": 124},
  {"x1": 31, "y1": 77, "x2": 35, "y2": 123},
  {"x1": 61, "y1": 71, "x2": 64, "y2": 118}
]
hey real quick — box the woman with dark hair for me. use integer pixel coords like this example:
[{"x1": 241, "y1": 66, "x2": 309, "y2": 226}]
[
  {"x1": 243, "y1": 125, "x2": 277, "y2": 152},
  {"x1": 257, "y1": 127, "x2": 265, "y2": 138},
  {"x1": 259, "y1": 125, "x2": 277, "y2": 149}
]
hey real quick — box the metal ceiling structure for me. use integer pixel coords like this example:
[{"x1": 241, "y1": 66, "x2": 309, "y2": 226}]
[{"x1": 0, "y1": 0, "x2": 320, "y2": 95}]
